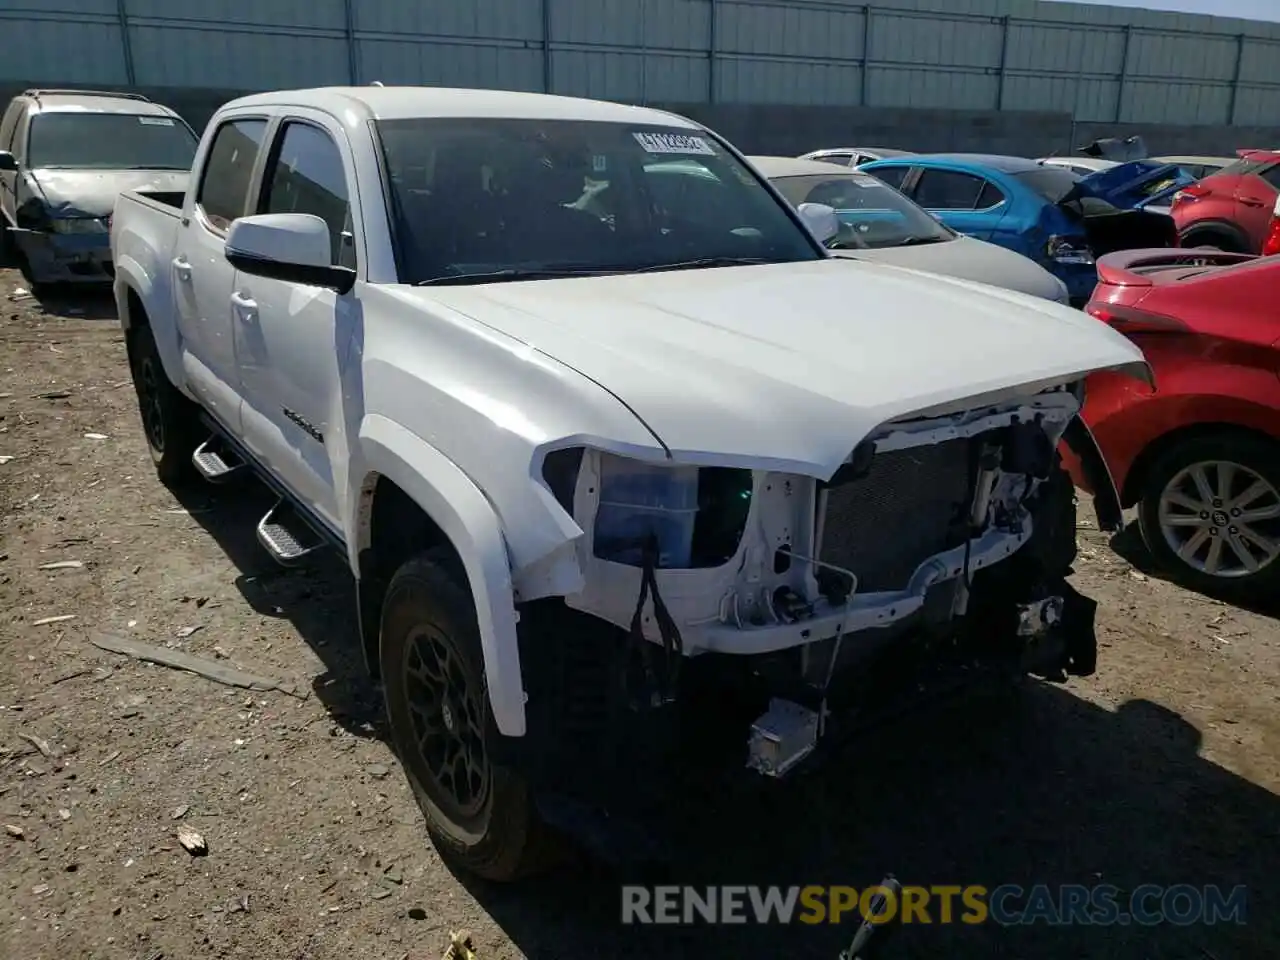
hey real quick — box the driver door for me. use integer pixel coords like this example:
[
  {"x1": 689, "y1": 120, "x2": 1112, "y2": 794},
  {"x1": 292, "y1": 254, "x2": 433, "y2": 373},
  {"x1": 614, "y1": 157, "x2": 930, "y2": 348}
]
[{"x1": 231, "y1": 112, "x2": 360, "y2": 530}]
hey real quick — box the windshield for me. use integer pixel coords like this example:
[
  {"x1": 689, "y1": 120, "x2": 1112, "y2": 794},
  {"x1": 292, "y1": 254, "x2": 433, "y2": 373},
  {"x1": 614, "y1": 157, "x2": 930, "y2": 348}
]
[
  {"x1": 374, "y1": 118, "x2": 821, "y2": 284},
  {"x1": 768, "y1": 172, "x2": 954, "y2": 249},
  {"x1": 1013, "y1": 166, "x2": 1085, "y2": 204},
  {"x1": 27, "y1": 112, "x2": 198, "y2": 170}
]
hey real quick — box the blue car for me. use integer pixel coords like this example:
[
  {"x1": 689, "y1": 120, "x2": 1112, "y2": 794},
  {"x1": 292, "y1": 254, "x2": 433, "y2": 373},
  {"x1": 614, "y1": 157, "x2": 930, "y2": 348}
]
[{"x1": 859, "y1": 153, "x2": 1192, "y2": 307}]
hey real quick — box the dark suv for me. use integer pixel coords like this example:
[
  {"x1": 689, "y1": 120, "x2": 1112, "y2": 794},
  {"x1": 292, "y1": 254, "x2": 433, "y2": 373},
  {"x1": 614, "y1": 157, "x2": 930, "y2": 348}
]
[{"x1": 0, "y1": 88, "x2": 198, "y2": 286}]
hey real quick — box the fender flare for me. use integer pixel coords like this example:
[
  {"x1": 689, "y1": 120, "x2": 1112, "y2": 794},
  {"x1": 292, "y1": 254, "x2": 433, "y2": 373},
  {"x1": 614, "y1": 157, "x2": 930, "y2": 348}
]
[
  {"x1": 113, "y1": 259, "x2": 185, "y2": 390},
  {"x1": 355, "y1": 414, "x2": 526, "y2": 737}
]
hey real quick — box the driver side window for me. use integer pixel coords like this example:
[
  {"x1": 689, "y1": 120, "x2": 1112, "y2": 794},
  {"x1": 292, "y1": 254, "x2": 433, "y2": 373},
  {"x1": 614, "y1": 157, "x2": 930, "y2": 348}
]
[{"x1": 259, "y1": 121, "x2": 355, "y2": 269}]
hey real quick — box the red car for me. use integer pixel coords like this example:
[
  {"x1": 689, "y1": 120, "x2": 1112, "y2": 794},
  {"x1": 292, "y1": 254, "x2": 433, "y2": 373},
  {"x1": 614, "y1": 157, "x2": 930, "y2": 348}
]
[
  {"x1": 1072, "y1": 249, "x2": 1280, "y2": 600},
  {"x1": 1170, "y1": 149, "x2": 1280, "y2": 253}
]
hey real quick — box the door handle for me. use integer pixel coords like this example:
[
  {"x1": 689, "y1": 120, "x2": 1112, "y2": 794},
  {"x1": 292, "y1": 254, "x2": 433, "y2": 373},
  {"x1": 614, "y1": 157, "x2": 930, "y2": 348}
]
[
  {"x1": 172, "y1": 256, "x2": 193, "y2": 281},
  {"x1": 231, "y1": 291, "x2": 258, "y2": 321},
  {"x1": 1240, "y1": 196, "x2": 1267, "y2": 207}
]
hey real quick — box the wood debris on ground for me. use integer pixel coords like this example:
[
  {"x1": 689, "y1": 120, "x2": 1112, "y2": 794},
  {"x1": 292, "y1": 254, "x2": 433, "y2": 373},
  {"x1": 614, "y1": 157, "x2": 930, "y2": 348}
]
[
  {"x1": 442, "y1": 930, "x2": 477, "y2": 960},
  {"x1": 89, "y1": 632, "x2": 304, "y2": 698},
  {"x1": 176, "y1": 825, "x2": 207, "y2": 856}
]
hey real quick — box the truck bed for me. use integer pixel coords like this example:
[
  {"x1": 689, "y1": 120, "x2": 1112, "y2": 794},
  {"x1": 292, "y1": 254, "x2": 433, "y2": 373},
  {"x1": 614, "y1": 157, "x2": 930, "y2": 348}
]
[{"x1": 125, "y1": 190, "x2": 186, "y2": 214}]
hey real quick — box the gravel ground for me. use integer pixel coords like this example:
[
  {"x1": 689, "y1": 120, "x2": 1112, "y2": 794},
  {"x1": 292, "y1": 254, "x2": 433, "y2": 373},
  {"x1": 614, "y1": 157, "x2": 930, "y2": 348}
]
[{"x1": 1, "y1": 268, "x2": 1277, "y2": 960}]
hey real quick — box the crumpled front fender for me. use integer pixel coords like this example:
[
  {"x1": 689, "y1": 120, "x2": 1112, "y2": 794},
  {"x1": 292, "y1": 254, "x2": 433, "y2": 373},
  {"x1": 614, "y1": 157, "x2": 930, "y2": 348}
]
[
  {"x1": 1061, "y1": 416, "x2": 1123, "y2": 532},
  {"x1": 353, "y1": 415, "x2": 528, "y2": 737}
]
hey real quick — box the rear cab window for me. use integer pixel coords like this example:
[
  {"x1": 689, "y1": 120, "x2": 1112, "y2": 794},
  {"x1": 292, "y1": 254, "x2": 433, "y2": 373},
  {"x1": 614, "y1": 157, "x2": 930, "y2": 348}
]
[{"x1": 196, "y1": 118, "x2": 269, "y2": 232}]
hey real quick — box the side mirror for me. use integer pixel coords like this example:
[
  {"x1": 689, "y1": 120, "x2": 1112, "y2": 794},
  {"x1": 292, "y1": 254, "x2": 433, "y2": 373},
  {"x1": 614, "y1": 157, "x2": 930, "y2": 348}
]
[
  {"x1": 0, "y1": 151, "x2": 18, "y2": 172},
  {"x1": 797, "y1": 202, "x2": 840, "y2": 245},
  {"x1": 225, "y1": 213, "x2": 355, "y2": 294}
]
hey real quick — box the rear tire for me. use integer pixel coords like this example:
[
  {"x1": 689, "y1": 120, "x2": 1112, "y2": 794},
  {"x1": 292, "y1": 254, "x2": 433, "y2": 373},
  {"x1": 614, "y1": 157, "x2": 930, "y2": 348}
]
[
  {"x1": 1180, "y1": 230, "x2": 1245, "y2": 254},
  {"x1": 380, "y1": 550, "x2": 548, "y2": 881},
  {"x1": 127, "y1": 322, "x2": 201, "y2": 486},
  {"x1": 1137, "y1": 433, "x2": 1280, "y2": 603}
]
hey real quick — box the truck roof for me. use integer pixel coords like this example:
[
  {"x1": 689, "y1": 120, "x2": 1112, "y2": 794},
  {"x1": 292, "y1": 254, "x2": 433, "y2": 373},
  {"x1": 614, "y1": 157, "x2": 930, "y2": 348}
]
[{"x1": 221, "y1": 85, "x2": 701, "y2": 128}]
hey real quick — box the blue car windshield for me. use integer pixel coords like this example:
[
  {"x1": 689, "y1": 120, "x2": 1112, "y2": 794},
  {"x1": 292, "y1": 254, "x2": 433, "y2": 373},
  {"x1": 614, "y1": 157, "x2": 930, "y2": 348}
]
[{"x1": 769, "y1": 171, "x2": 954, "y2": 249}]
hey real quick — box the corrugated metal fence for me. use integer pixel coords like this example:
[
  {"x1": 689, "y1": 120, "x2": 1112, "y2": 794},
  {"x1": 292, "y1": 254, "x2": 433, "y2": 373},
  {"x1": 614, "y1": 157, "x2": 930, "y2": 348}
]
[{"x1": 3, "y1": 0, "x2": 1280, "y2": 126}]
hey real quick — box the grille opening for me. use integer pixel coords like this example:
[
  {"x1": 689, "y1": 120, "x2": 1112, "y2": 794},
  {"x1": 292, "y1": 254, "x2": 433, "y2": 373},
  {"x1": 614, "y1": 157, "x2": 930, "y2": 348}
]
[{"x1": 817, "y1": 436, "x2": 981, "y2": 594}]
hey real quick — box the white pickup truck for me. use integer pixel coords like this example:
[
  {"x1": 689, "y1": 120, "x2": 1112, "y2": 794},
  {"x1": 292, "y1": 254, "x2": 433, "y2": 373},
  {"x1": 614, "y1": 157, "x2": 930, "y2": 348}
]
[{"x1": 111, "y1": 84, "x2": 1148, "y2": 879}]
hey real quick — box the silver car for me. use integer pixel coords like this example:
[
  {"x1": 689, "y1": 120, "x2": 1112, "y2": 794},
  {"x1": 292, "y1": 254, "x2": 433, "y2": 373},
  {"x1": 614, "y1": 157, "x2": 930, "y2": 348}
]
[
  {"x1": 0, "y1": 88, "x2": 198, "y2": 286},
  {"x1": 798, "y1": 147, "x2": 915, "y2": 169},
  {"x1": 751, "y1": 155, "x2": 1069, "y2": 303}
]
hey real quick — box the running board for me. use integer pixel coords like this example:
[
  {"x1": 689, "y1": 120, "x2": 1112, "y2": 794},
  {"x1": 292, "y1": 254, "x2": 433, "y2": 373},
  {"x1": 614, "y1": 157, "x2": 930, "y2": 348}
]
[
  {"x1": 256, "y1": 499, "x2": 323, "y2": 566},
  {"x1": 192, "y1": 436, "x2": 246, "y2": 483}
]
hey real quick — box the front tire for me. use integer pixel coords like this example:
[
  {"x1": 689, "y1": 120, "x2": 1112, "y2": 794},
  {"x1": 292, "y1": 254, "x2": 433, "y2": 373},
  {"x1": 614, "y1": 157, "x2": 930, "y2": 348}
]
[
  {"x1": 1137, "y1": 433, "x2": 1280, "y2": 602},
  {"x1": 380, "y1": 550, "x2": 545, "y2": 881},
  {"x1": 127, "y1": 322, "x2": 201, "y2": 486}
]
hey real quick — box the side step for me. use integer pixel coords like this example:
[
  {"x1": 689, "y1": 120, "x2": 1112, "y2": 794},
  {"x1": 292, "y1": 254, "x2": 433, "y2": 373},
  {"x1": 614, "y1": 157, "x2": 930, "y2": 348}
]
[
  {"x1": 256, "y1": 499, "x2": 323, "y2": 566},
  {"x1": 192, "y1": 436, "x2": 246, "y2": 483}
]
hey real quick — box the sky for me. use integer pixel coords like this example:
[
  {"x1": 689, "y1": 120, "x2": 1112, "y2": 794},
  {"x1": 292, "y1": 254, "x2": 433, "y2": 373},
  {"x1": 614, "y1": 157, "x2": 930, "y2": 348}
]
[{"x1": 1042, "y1": 0, "x2": 1280, "y2": 21}]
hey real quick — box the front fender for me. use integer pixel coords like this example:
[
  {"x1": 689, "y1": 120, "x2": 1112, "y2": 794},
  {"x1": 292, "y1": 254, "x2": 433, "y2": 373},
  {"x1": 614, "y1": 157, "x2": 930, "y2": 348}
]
[{"x1": 354, "y1": 414, "x2": 526, "y2": 737}]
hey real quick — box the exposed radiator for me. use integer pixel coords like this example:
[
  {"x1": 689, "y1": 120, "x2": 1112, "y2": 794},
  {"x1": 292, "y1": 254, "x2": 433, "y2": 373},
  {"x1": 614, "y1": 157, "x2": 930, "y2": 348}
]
[{"x1": 818, "y1": 437, "x2": 975, "y2": 593}]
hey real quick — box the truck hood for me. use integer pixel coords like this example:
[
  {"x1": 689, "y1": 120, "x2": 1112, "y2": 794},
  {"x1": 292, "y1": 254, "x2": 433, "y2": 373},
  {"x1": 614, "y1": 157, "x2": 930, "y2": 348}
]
[
  {"x1": 29, "y1": 168, "x2": 190, "y2": 218},
  {"x1": 832, "y1": 235, "x2": 1068, "y2": 302},
  {"x1": 403, "y1": 259, "x2": 1146, "y2": 478}
]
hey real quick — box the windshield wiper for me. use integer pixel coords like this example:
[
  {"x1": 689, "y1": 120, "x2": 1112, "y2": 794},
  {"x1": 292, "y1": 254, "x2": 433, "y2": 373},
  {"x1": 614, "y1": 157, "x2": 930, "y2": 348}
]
[
  {"x1": 896, "y1": 235, "x2": 950, "y2": 246},
  {"x1": 627, "y1": 256, "x2": 781, "y2": 273},
  {"x1": 415, "y1": 267, "x2": 607, "y2": 286}
]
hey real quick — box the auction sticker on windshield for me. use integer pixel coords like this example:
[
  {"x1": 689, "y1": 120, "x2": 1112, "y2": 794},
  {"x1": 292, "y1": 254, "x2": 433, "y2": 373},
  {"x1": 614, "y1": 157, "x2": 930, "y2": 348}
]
[
  {"x1": 634, "y1": 132, "x2": 716, "y2": 156},
  {"x1": 138, "y1": 117, "x2": 175, "y2": 126}
]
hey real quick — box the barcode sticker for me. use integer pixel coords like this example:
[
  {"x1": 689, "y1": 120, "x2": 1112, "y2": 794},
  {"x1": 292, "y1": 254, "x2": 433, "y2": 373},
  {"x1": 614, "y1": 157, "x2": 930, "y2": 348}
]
[{"x1": 633, "y1": 132, "x2": 715, "y2": 156}]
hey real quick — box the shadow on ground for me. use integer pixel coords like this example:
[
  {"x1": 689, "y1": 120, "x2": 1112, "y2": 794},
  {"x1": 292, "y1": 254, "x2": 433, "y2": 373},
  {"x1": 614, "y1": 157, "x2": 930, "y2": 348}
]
[
  {"x1": 169, "y1": 480, "x2": 384, "y2": 740},
  {"x1": 27, "y1": 285, "x2": 118, "y2": 322},
  {"x1": 176, "y1": 480, "x2": 1278, "y2": 960},
  {"x1": 1110, "y1": 519, "x2": 1280, "y2": 622}
]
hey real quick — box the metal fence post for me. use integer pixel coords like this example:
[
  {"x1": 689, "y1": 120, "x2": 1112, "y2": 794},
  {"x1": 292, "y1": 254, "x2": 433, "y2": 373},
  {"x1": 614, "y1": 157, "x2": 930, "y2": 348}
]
[
  {"x1": 343, "y1": 0, "x2": 359, "y2": 84},
  {"x1": 117, "y1": 0, "x2": 136, "y2": 85},
  {"x1": 995, "y1": 15, "x2": 1010, "y2": 110},
  {"x1": 542, "y1": 0, "x2": 553, "y2": 93},
  {"x1": 1227, "y1": 33, "x2": 1244, "y2": 125},
  {"x1": 1114, "y1": 24, "x2": 1132, "y2": 123},
  {"x1": 708, "y1": 0, "x2": 717, "y2": 103},
  {"x1": 861, "y1": 4, "x2": 872, "y2": 107}
]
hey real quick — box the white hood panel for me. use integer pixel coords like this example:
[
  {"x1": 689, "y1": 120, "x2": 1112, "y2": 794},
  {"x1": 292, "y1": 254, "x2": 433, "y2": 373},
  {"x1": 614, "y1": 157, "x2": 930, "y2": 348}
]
[{"x1": 405, "y1": 259, "x2": 1143, "y2": 477}]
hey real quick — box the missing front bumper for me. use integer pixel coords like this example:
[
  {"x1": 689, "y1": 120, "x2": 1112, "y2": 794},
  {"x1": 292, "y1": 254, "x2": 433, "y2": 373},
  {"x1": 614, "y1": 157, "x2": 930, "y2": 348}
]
[{"x1": 11, "y1": 228, "x2": 112, "y2": 283}]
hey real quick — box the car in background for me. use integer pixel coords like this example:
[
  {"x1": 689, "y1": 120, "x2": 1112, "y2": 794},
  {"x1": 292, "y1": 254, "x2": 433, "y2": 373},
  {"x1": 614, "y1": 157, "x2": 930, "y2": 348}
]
[
  {"x1": 1076, "y1": 249, "x2": 1280, "y2": 600},
  {"x1": 1262, "y1": 194, "x2": 1280, "y2": 256},
  {"x1": 859, "y1": 153, "x2": 1184, "y2": 307},
  {"x1": 749, "y1": 155, "x2": 1069, "y2": 302},
  {"x1": 1169, "y1": 150, "x2": 1280, "y2": 253},
  {"x1": 1038, "y1": 156, "x2": 1119, "y2": 177},
  {"x1": 0, "y1": 88, "x2": 198, "y2": 287},
  {"x1": 798, "y1": 147, "x2": 914, "y2": 169},
  {"x1": 1152, "y1": 155, "x2": 1236, "y2": 181}
]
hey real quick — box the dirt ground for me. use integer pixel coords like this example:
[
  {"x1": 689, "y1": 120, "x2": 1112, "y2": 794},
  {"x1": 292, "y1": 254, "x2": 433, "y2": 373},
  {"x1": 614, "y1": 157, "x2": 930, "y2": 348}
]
[{"x1": 1, "y1": 266, "x2": 1277, "y2": 960}]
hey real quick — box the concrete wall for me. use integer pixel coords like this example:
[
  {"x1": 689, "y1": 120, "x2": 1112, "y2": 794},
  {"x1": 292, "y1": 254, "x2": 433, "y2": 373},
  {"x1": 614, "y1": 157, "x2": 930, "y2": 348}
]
[{"x1": 2, "y1": 81, "x2": 1265, "y2": 160}]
